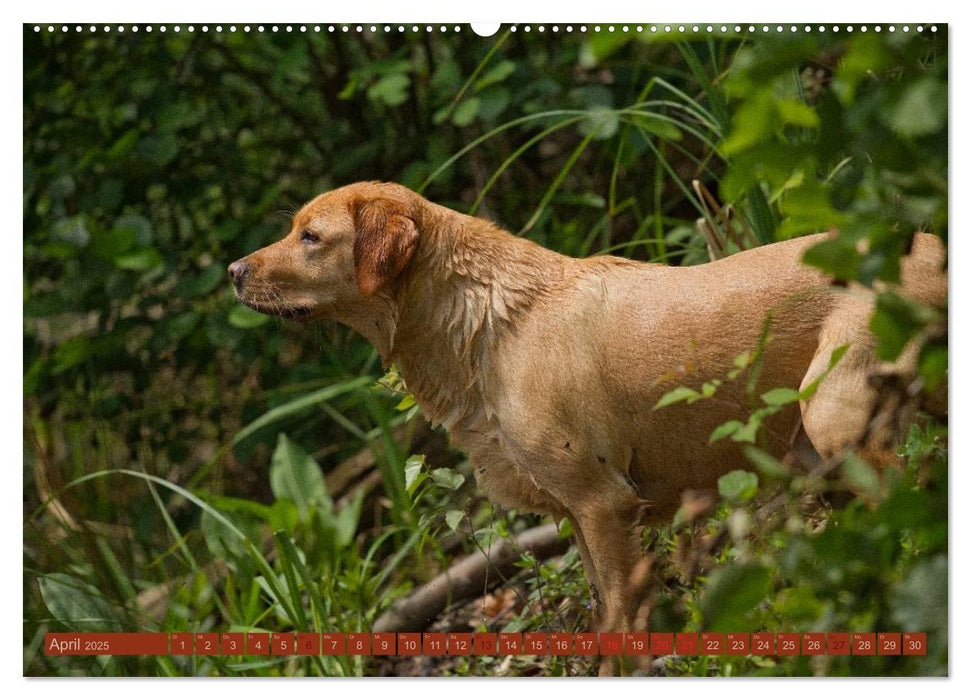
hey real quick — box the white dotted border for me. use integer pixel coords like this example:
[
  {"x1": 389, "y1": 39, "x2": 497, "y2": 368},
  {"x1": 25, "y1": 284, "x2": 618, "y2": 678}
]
[{"x1": 32, "y1": 24, "x2": 940, "y2": 34}]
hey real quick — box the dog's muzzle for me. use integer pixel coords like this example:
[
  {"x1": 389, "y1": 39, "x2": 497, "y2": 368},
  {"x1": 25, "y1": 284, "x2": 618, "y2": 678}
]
[{"x1": 228, "y1": 259, "x2": 249, "y2": 290}]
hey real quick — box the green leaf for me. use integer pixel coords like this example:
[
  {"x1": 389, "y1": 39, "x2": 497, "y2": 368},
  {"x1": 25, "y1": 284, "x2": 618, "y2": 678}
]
[
  {"x1": 891, "y1": 555, "x2": 947, "y2": 632},
  {"x1": 802, "y1": 237, "x2": 861, "y2": 281},
  {"x1": 627, "y1": 113, "x2": 683, "y2": 141},
  {"x1": 870, "y1": 292, "x2": 934, "y2": 361},
  {"x1": 90, "y1": 226, "x2": 136, "y2": 260},
  {"x1": 919, "y1": 341, "x2": 947, "y2": 392},
  {"x1": 445, "y1": 510, "x2": 464, "y2": 532},
  {"x1": 718, "y1": 470, "x2": 759, "y2": 502},
  {"x1": 451, "y1": 96, "x2": 481, "y2": 127},
  {"x1": 744, "y1": 446, "x2": 790, "y2": 481},
  {"x1": 114, "y1": 247, "x2": 163, "y2": 271},
  {"x1": 886, "y1": 77, "x2": 947, "y2": 138},
  {"x1": 334, "y1": 489, "x2": 365, "y2": 548},
  {"x1": 734, "y1": 351, "x2": 755, "y2": 369},
  {"x1": 52, "y1": 216, "x2": 90, "y2": 247},
  {"x1": 233, "y1": 376, "x2": 371, "y2": 445},
  {"x1": 395, "y1": 394, "x2": 416, "y2": 411},
  {"x1": 107, "y1": 128, "x2": 140, "y2": 159},
  {"x1": 137, "y1": 133, "x2": 179, "y2": 166},
  {"x1": 700, "y1": 563, "x2": 771, "y2": 631},
  {"x1": 780, "y1": 183, "x2": 845, "y2": 232},
  {"x1": 841, "y1": 453, "x2": 881, "y2": 501},
  {"x1": 579, "y1": 106, "x2": 619, "y2": 141},
  {"x1": 404, "y1": 454, "x2": 426, "y2": 492},
  {"x1": 228, "y1": 304, "x2": 270, "y2": 329},
  {"x1": 709, "y1": 420, "x2": 743, "y2": 444},
  {"x1": 654, "y1": 386, "x2": 700, "y2": 410},
  {"x1": 761, "y1": 387, "x2": 800, "y2": 407},
  {"x1": 39, "y1": 573, "x2": 118, "y2": 632},
  {"x1": 721, "y1": 92, "x2": 778, "y2": 155},
  {"x1": 181, "y1": 265, "x2": 224, "y2": 298},
  {"x1": 474, "y1": 60, "x2": 515, "y2": 90},
  {"x1": 267, "y1": 499, "x2": 299, "y2": 535},
  {"x1": 270, "y1": 433, "x2": 332, "y2": 519},
  {"x1": 430, "y1": 468, "x2": 465, "y2": 491},
  {"x1": 476, "y1": 86, "x2": 512, "y2": 121},
  {"x1": 579, "y1": 31, "x2": 634, "y2": 66},
  {"x1": 776, "y1": 99, "x2": 820, "y2": 129},
  {"x1": 53, "y1": 335, "x2": 94, "y2": 373},
  {"x1": 731, "y1": 415, "x2": 763, "y2": 444},
  {"x1": 113, "y1": 213, "x2": 153, "y2": 245},
  {"x1": 166, "y1": 311, "x2": 201, "y2": 343},
  {"x1": 367, "y1": 73, "x2": 411, "y2": 107}
]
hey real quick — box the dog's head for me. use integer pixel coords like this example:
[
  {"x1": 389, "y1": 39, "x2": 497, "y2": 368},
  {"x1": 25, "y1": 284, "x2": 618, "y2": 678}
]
[{"x1": 228, "y1": 181, "x2": 421, "y2": 323}]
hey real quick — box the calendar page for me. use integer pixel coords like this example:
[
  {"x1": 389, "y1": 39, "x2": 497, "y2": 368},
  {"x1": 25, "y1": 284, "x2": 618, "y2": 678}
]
[{"x1": 23, "y1": 13, "x2": 949, "y2": 680}]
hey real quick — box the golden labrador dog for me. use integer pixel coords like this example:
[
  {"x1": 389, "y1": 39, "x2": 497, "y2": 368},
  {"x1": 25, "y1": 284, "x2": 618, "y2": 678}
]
[{"x1": 229, "y1": 181, "x2": 945, "y2": 668}]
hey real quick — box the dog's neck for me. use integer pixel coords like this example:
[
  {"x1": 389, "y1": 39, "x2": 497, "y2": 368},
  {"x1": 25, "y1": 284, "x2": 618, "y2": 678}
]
[{"x1": 386, "y1": 206, "x2": 566, "y2": 430}]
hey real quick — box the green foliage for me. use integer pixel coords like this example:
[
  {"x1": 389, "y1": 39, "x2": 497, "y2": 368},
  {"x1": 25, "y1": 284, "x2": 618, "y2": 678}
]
[
  {"x1": 714, "y1": 30, "x2": 947, "y2": 375},
  {"x1": 717, "y1": 470, "x2": 759, "y2": 503},
  {"x1": 656, "y1": 421, "x2": 947, "y2": 677},
  {"x1": 700, "y1": 563, "x2": 771, "y2": 632}
]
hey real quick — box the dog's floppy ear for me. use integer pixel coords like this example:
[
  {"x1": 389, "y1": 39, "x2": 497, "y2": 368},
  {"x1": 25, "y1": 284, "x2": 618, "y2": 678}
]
[{"x1": 352, "y1": 197, "x2": 419, "y2": 297}]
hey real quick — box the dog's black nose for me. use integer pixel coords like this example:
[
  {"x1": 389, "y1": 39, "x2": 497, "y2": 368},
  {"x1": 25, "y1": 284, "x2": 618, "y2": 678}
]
[{"x1": 228, "y1": 260, "x2": 249, "y2": 288}]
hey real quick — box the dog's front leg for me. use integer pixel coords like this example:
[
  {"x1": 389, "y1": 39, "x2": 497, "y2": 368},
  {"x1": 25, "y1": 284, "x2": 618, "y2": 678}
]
[
  {"x1": 573, "y1": 494, "x2": 650, "y2": 676},
  {"x1": 569, "y1": 517, "x2": 604, "y2": 624}
]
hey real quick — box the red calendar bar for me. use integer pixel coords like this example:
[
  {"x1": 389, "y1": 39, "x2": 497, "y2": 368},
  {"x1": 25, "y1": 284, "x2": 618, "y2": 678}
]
[
  {"x1": 802, "y1": 632, "x2": 825, "y2": 656},
  {"x1": 625, "y1": 632, "x2": 649, "y2": 656},
  {"x1": 296, "y1": 632, "x2": 320, "y2": 655},
  {"x1": 271, "y1": 632, "x2": 294, "y2": 655},
  {"x1": 196, "y1": 632, "x2": 218, "y2": 655},
  {"x1": 170, "y1": 632, "x2": 193, "y2": 655},
  {"x1": 651, "y1": 632, "x2": 674, "y2": 656},
  {"x1": 45, "y1": 633, "x2": 168, "y2": 656},
  {"x1": 423, "y1": 632, "x2": 446, "y2": 655},
  {"x1": 726, "y1": 632, "x2": 748, "y2": 656},
  {"x1": 827, "y1": 633, "x2": 850, "y2": 656},
  {"x1": 574, "y1": 632, "x2": 598, "y2": 656},
  {"x1": 373, "y1": 632, "x2": 396, "y2": 655},
  {"x1": 700, "y1": 632, "x2": 723, "y2": 655},
  {"x1": 448, "y1": 633, "x2": 472, "y2": 655},
  {"x1": 853, "y1": 632, "x2": 876, "y2": 655},
  {"x1": 246, "y1": 632, "x2": 270, "y2": 655},
  {"x1": 752, "y1": 632, "x2": 774, "y2": 655},
  {"x1": 777, "y1": 632, "x2": 800, "y2": 656},
  {"x1": 398, "y1": 632, "x2": 422, "y2": 656},
  {"x1": 321, "y1": 633, "x2": 345, "y2": 655},
  {"x1": 473, "y1": 633, "x2": 498, "y2": 656},
  {"x1": 221, "y1": 633, "x2": 243, "y2": 655},
  {"x1": 348, "y1": 632, "x2": 370, "y2": 655},
  {"x1": 42, "y1": 630, "x2": 927, "y2": 657},
  {"x1": 498, "y1": 632, "x2": 522, "y2": 655},
  {"x1": 675, "y1": 632, "x2": 699, "y2": 655},
  {"x1": 878, "y1": 633, "x2": 901, "y2": 655},
  {"x1": 600, "y1": 632, "x2": 623, "y2": 656},
  {"x1": 524, "y1": 632, "x2": 548, "y2": 655},
  {"x1": 903, "y1": 633, "x2": 926, "y2": 656},
  {"x1": 550, "y1": 632, "x2": 573, "y2": 656}
]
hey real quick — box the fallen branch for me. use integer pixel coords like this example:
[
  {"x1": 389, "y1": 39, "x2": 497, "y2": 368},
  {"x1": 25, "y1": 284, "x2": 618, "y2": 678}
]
[{"x1": 372, "y1": 522, "x2": 571, "y2": 633}]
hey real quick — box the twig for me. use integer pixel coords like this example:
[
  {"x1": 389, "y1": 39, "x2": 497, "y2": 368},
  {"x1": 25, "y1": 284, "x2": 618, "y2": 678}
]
[{"x1": 371, "y1": 523, "x2": 570, "y2": 633}]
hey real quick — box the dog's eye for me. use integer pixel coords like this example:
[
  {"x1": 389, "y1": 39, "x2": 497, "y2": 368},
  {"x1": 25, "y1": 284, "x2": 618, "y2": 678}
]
[{"x1": 300, "y1": 230, "x2": 319, "y2": 243}]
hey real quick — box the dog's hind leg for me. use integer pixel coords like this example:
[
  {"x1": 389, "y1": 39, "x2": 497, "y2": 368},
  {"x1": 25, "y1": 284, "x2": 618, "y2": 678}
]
[{"x1": 799, "y1": 303, "x2": 921, "y2": 465}]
